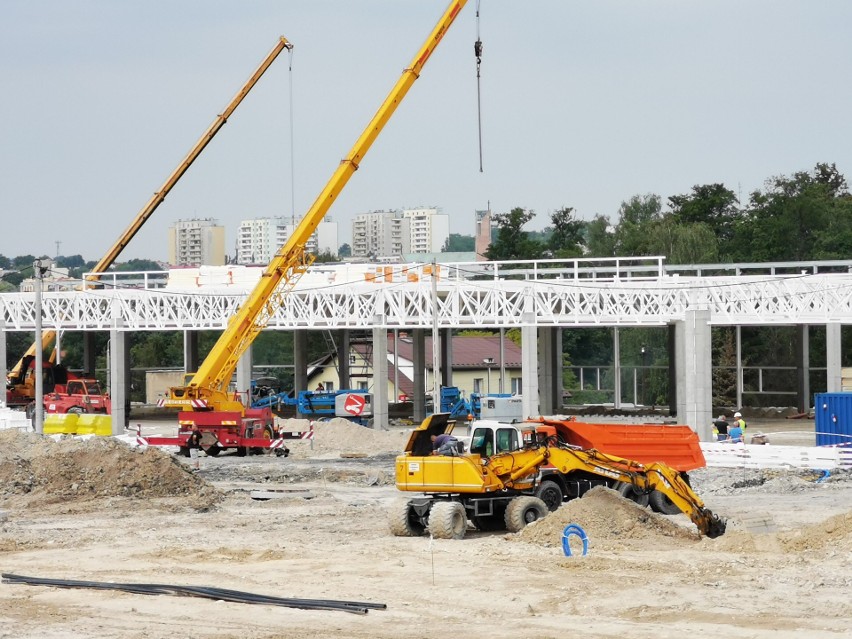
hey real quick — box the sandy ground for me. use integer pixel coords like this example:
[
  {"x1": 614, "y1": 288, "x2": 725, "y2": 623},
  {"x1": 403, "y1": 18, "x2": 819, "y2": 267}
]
[{"x1": 1, "y1": 417, "x2": 851, "y2": 639}]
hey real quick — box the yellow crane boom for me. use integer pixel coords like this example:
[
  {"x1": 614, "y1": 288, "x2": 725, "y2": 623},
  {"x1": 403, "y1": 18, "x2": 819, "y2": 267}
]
[
  {"x1": 7, "y1": 37, "x2": 292, "y2": 389},
  {"x1": 166, "y1": 0, "x2": 469, "y2": 413}
]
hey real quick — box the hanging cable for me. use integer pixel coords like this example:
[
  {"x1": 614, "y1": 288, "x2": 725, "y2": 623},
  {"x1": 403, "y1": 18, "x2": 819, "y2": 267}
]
[
  {"x1": 474, "y1": 0, "x2": 484, "y2": 172},
  {"x1": 288, "y1": 45, "x2": 297, "y2": 229}
]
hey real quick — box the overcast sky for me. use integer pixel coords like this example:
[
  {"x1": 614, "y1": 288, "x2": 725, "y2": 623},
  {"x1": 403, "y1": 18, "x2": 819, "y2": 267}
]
[{"x1": 2, "y1": 1, "x2": 851, "y2": 264}]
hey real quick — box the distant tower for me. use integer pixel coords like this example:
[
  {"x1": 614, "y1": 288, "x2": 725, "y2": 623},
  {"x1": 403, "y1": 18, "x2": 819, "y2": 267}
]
[{"x1": 474, "y1": 206, "x2": 492, "y2": 261}]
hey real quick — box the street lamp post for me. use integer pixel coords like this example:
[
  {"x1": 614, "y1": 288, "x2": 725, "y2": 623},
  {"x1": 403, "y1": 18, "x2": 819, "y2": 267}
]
[{"x1": 483, "y1": 357, "x2": 494, "y2": 395}]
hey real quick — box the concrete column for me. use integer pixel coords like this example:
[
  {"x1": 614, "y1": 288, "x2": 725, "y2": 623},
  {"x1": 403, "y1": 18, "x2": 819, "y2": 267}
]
[
  {"x1": 109, "y1": 323, "x2": 128, "y2": 435},
  {"x1": 183, "y1": 331, "x2": 199, "y2": 373},
  {"x1": 667, "y1": 324, "x2": 677, "y2": 416},
  {"x1": 537, "y1": 327, "x2": 561, "y2": 415},
  {"x1": 735, "y1": 325, "x2": 743, "y2": 411},
  {"x1": 440, "y1": 328, "x2": 453, "y2": 387},
  {"x1": 293, "y1": 331, "x2": 308, "y2": 417},
  {"x1": 0, "y1": 321, "x2": 6, "y2": 407},
  {"x1": 521, "y1": 313, "x2": 539, "y2": 419},
  {"x1": 371, "y1": 317, "x2": 388, "y2": 429},
  {"x1": 675, "y1": 309, "x2": 713, "y2": 440},
  {"x1": 826, "y1": 323, "x2": 842, "y2": 393},
  {"x1": 613, "y1": 327, "x2": 621, "y2": 409},
  {"x1": 796, "y1": 325, "x2": 810, "y2": 413},
  {"x1": 82, "y1": 333, "x2": 97, "y2": 377},
  {"x1": 412, "y1": 329, "x2": 426, "y2": 421},
  {"x1": 337, "y1": 329, "x2": 350, "y2": 390},
  {"x1": 236, "y1": 345, "x2": 252, "y2": 407}
]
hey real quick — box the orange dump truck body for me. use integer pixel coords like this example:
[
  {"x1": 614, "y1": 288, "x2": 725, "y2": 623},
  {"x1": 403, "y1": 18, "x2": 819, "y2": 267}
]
[{"x1": 533, "y1": 417, "x2": 705, "y2": 472}]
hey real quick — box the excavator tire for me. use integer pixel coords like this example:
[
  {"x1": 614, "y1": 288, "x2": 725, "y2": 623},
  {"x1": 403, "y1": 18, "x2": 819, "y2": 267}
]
[
  {"x1": 505, "y1": 496, "x2": 549, "y2": 533},
  {"x1": 389, "y1": 499, "x2": 426, "y2": 537},
  {"x1": 649, "y1": 490, "x2": 682, "y2": 515},
  {"x1": 534, "y1": 480, "x2": 564, "y2": 512},
  {"x1": 615, "y1": 481, "x2": 651, "y2": 508},
  {"x1": 427, "y1": 501, "x2": 467, "y2": 540}
]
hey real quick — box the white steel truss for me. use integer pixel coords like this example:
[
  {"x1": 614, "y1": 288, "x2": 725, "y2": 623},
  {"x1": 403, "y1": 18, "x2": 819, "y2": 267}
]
[{"x1": 3, "y1": 260, "x2": 852, "y2": 333}]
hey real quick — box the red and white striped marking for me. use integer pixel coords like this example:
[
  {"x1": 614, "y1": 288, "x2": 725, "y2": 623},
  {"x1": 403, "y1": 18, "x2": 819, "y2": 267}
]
[{"x1": 156, "y1": 398, "x2": 208, "y2": 409}]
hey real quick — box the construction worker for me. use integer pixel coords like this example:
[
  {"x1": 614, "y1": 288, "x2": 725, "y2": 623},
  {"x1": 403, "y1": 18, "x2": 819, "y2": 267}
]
[
  {"x1": 712, "y1": 415, "x2": 729, "y2": 441},
  {"x1": 733, "y1": 412, "x2": 747, "y2": 439}
]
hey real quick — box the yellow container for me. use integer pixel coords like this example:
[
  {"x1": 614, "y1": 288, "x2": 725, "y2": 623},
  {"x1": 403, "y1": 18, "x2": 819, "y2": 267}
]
[{"x1": 43, "y1": 413, "x2": 80, "y2": 435}]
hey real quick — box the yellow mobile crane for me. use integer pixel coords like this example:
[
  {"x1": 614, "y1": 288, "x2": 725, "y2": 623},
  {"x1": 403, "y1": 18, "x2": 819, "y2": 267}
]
[
  {"x1": 154, "y1": 1, "x2": 471, "y2": 455},
  {"x1": 6, "y1": 37, "x2": 293, "y2": 409}
]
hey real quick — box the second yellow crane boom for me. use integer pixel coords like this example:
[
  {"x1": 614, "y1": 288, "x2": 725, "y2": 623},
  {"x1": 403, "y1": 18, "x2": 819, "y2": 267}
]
[{"x1": 166, "y1": 0, "x2": 469, "y2": 413}]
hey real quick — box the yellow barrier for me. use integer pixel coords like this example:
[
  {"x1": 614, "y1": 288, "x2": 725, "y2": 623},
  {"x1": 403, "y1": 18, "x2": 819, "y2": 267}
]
[
  {"x1": 42, "y1": 413, "x2": 112, "y2": 436},
  {"x1": 75, "y1": 414, "x2": 112, "y2": 436},
  {"x1": 43, "y1": 413, "x2": 79, "y2": 435}
]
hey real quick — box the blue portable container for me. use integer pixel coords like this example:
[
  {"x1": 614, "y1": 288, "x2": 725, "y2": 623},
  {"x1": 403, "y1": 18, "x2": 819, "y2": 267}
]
[{"x1": 814, "y1": 392, "x2": 852, "y2": 447}]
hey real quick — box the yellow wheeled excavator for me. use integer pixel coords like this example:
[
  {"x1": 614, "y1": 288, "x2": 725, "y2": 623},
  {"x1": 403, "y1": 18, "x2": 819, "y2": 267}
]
[{"x1": 392, "y1": 414, "x2": 727, "y2": 540}]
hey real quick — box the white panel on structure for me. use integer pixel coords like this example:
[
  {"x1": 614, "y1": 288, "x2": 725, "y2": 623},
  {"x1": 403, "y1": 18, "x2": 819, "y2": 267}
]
[{"x1": 236, "y1": 345, "x2": 252, "y2": 404}]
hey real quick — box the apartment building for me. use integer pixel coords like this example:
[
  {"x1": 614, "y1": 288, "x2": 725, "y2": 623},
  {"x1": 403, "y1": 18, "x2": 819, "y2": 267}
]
[
  {"x1": 168, "y1": 218, "x2": 226, "y2": 267},
  {"x1": 351, "y1": 210, "x2": 411, "y2": 259},
  {"x1": 351, "y1": 207, "x2": 449, "y2": 259},
  {"x1": 236, "y1": 217, "x2": 339, "y2": 265}
]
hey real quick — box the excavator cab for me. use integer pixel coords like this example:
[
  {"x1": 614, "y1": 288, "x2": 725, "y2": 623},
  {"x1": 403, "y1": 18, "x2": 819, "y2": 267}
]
[{"x1": 402, "y1": 413, "x2": 455, "y2": 456}]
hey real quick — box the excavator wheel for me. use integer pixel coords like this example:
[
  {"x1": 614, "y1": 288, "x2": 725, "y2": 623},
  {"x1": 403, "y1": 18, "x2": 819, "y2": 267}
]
[
  {"x1": 649, "y1": 490, "x2": 682, "y2": 515},
  {"x1": 388, "y1": 499, "x2": 426, "y2": 537},
  {"x1": 615, "y1": 481, "x2": 651, "y2": 508},
  {"x1": 505, "y1": 496, "x2": 549, "y2": 533},
  {"x1": 427, "y1": 501, "x2": 468, "y2": 540},
  {"x1": 534, "y1": 480, "x2": 564, "y2": 512}
]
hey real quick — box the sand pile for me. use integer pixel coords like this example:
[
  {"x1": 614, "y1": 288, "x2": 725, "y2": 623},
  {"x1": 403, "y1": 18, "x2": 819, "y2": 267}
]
[
  {"x1": 513, "y1": 486, "x2": 700, "y2": 550},
  {"x1": 0, "y1": 430, "x2": 221, "y2": 509},
  {"x1": 778, "y1": 511, "x2": 852, "y2": 553},
  {"x1": 286, "y1": 418, "x2": 409, "y2": 457}
]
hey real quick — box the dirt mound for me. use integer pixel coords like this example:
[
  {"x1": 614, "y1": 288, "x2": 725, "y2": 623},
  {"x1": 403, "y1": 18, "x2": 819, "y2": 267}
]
[
  {"x1": 291, "y1": 418, "x2": 408, "y2": 457},
  {"x1": 778, "y1": 511, "x2": 852, "y2": 553},
  {"x1": 0, "y1": 430, "x2": 221, "y2": 510},
  {"x1": 513, "y1": 486, "x2": 700, "y2": 550}
]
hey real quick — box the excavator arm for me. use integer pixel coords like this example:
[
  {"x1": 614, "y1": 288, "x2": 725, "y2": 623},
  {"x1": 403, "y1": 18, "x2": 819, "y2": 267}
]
[
  {"x1": 165, "y1": 1, "x2": 470, "y2": 412},
  {"x1": 486, "y1": 445, "x2": 727, "y2": 538}
]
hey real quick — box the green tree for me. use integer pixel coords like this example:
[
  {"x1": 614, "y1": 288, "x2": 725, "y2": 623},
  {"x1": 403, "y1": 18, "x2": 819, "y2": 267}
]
[
  {"x1": 546, "y1": 207, "x2": 584, "y2": 258},
  {"x1": 583, "y1": 215, "x2": 615, "y2": 257},
  {"x1": 648, "y1": 218, "x2": 719, "y2": 264},
  {"x1": 443, "y1": 233, "x2": 475, "y2": 252},
  {"x1": 668, "y1": 183, "x2": 740, "y2": 244},
  {"x1": 485, "y1": 207, "x2": 544, "y2": 261},
  {"x1": 338, "y1": 243, "x2": 351, "y2": 258},
  {"x1": 613, "y1": 194, "x2": 662, "y2": 257},
  {"x1": 733, "y1": 163, "x2": 850, "y2": 262}
]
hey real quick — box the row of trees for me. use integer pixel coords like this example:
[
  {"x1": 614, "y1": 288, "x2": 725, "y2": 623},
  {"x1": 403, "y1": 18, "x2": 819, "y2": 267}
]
[{"x1": 485, "y1": 162, "x2": 852, "y2": 265}]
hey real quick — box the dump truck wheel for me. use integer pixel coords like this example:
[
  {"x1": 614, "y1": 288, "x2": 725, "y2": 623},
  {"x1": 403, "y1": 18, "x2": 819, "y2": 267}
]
[
  {"x1": 203, "y1": 445, "x2": 220, "y2": 457},
  {"x1": 534, "y1": 480, "x2": 564, "y2": 512},
  {"x1": 616, "y1": 481, "x2": 650, "y2": 507},
  {"x1": 505, "y1": 496, "x2": 549, "y2": 533},
  {"x1": 388, "y1": 499, "x2": 426, "y2": 537},
  {"x1": 649, "y1": 490, "x2": 681, "y2": 515},
  {"x1": 428, "y1": 501, "x2": 467, "y2": 540}
]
